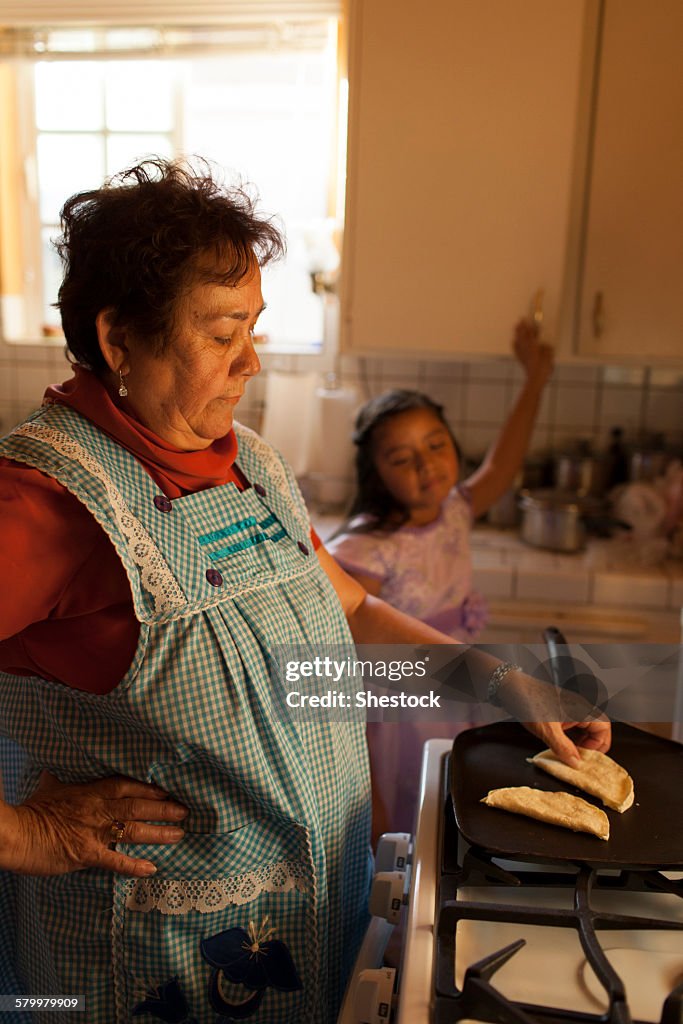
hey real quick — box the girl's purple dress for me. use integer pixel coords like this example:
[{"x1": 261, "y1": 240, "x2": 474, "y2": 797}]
[{"x1": 328, "y1": 487, "x2": 488, "y2": 833}]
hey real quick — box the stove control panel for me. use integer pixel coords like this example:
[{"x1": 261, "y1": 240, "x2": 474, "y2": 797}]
[
  {"x1": 375, "y1": 832, "x2": 412, "y2": 873},
  {"x1": 354, "y1": 967, "x2": 396, "y2": 1023},
  {"x1": 369, "y1": 871, "x2": 408, "y2": 925}
]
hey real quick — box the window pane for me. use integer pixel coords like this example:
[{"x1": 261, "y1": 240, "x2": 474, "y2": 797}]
[
  {"x1": 41, "y1": 227, "x2": 63, "y2": 330},
  {"x1": 183, "y1": 49, "x2": 337, "y2": 347},
  {"x1": 106, "y1": 135, "x2": 174, "y2": 176},
  {"x1": 105, "y1": 61, "x2": 177, "y2": 131},
  {"x1": 260, "y1": 260, "x2": 324, "y2": 351},
  {"x1": 103, "y1": 29, "x2": 162, "y2": 51},
  {"x1": 35, "y1": 62, "x2": 103, "y2": 131},
  {"x1": 44, "y1": 30, "x2": 98, "y2": 53},
  {"x1": 37, "y1": 134, "x2": 105, "y2": 223}
]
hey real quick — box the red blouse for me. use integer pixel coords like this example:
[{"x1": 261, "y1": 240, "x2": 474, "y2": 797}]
[{"x1": 0, "y1": 367, "x2": 319, "y2": 694}]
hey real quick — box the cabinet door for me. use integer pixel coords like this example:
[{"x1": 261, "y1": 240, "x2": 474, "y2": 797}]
[
  {"x1": 341, "y1": 0, "x2": 586, "y2": 356},
  {"x1": 577, "y1": 0, "x2": 683, "y2": 360}
]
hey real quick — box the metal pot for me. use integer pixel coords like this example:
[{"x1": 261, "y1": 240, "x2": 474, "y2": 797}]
[
  {"x1": 519, "y1": 489, "x2": 586, "y2": 552},
  {"x1": 487, "y1": 459, "x2": 550, "y2": 529},
  {"x1": 554, "y1": 453, "x2": 607, "y2": 497},
  {"x1": 629, "y1": 447, "x2": 670, "y2": 482}
]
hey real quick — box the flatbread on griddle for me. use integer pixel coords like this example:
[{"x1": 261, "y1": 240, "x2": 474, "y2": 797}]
[
  {"x1": 482, "y1": 786, "x2": 609, "y2": 840},
  {"x1": 527, "y1": 748, "x2": 634, "y2": 813}
]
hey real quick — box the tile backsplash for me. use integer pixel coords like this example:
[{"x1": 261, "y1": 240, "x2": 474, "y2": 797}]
[
  {"x1": 261, "y1": 351, "x2": 683, "y2": 465},
  {"x1": 1, "y1": 339, "x2": 682, "y2": 464}
]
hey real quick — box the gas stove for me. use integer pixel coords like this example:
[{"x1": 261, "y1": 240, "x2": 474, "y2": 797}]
[
  {"x1": 339, "y1": 737, "x2": 683, "y2": 1023},
  {"x1": 395, "y1": 739, "x2": 683, "y2": 1024}
]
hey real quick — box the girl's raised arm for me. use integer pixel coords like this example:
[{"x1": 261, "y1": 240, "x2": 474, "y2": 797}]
[{"x1": 464, "y1": 318, "x2": 554, "y2": 519}]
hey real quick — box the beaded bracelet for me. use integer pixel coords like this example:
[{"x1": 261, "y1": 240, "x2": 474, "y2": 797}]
[{"x1": 487, "y1": 662, "x2": 523, "y2": 707}]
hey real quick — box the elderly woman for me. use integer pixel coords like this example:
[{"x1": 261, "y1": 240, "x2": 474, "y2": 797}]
[{"x1": 0, "y1": 159, "x2": 609, "y2": 1023}]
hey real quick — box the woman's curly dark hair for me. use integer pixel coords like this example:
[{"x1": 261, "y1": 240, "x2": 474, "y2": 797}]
[
  {"x1": 56, "y1": 156, "x2": 285, "y2": 373},
  {"x1": 349, "y1": 389, "x2": 461, "y2": 528}
]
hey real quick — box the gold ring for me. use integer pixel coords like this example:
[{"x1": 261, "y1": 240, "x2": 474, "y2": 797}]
[{"x1": 110, "y1": 820, "x2": 127, "y2": 844}]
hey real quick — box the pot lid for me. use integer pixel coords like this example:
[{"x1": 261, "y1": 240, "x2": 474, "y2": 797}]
[{"x1": 519, "y1": 488, "x2": 583, "y2": 511}]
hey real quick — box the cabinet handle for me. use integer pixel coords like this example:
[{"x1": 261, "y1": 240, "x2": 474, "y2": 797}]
[
  {"x1": 531, "y1": 288, "x2": 544, "y2": 336},
  {"x1": 592, "y1": 291, "x2": 604, "y2": 338}
]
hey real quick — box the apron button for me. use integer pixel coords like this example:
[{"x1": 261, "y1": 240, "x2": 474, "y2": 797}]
[
  {"x1": 297, "y1": 541, "x2": 310, "y2": 556},
  {"x1": 254, "y1": 483, "x2": 267, "y2": 496},
  {"x1": 206, "y1": 569, "x2": 223, "y2": 587},
  {"x1": 153, "y1": 495, "x2": 172, "y2": 513}
]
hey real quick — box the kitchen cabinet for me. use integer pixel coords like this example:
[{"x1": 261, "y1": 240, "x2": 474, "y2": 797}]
[
  {"x1": 341, "y1": 0, "x2": 683, "y2": 364},
  {"x1": 340, "y1": 0, "x2": 588, "y2": 357},
  {"x1": 576, "y1": 0, "x2": 683, "y2": 361}
]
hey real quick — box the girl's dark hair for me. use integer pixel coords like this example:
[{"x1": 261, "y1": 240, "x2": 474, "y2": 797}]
[
  {"x1": 56, "y1": 156, "x2": 285, "y2": 373},
  {"x1": 349, "y1": 389, "x2": 461, "y2": 527}
]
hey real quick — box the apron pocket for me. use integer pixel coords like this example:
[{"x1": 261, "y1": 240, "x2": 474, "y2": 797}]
[{"x1": 113, "y1": 820, "x2": 322, "y2": 1024}]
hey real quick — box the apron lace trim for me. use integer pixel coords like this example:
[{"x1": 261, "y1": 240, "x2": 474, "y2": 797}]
[
  {"x1": 11, "y1": 421, "x2": 187, "y2": 616},
  {"x1": 125, "y1": 860, "x2": 311, "y2": 914}
]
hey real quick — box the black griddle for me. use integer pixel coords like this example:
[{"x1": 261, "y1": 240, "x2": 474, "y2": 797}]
[{"x1": 450, "y1": 719, "x2": 683, "y2": 870}]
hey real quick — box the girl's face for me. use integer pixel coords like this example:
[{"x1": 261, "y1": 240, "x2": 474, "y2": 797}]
[{"x1": 371, "y1": 407, "x2": 459, "y2": 525}]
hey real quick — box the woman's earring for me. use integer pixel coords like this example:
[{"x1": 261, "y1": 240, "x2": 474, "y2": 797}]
[{"x1": 118, "y1": 371, "x2": 129, "y2": 398}]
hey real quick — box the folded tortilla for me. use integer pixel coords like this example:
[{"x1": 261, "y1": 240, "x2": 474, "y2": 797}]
[
  {"x1": 482, "y1": 786, "x2": 609, "y2": 840},
  {"x1": 527, "y1": 748, "x2": 634, "y2": 813}
]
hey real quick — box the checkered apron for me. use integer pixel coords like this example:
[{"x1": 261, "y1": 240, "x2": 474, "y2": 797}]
[{"x1": 0, "y1": 403, "x2": 371, "y2": 1024}]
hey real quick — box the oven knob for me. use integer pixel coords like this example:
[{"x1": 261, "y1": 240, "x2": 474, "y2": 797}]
[
  {"x1": 375, "y1": 832, "x2": 412, "y2": 873},
  {"x1": 369, "y1": 870, "x2": 407, "y2": 925},
  {"x1": 354, "y1": 967, "x2": 395, "y2": 1023}
]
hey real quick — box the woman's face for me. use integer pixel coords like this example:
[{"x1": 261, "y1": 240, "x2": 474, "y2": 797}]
[
  {"x1": 371, "y1": 406, "x2": 459, "y2": 525},
  {"x1": 120, "y1": 264, "x2": 264, "y2": 450}
]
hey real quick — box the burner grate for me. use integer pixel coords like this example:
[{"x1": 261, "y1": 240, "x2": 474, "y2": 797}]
[{"x1": 434, "y1": 756, "x2": 683, "y2": 1024}]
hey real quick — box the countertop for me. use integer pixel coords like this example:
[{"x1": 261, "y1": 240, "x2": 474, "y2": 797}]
[
  {"x1": 310, "y1": 511, "x2": 683, "y2": 642},
  {"x1": 469, "y1": 524, "x2": 683, "y2": 614}
]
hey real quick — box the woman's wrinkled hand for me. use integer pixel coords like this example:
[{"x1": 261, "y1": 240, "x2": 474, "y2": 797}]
[
  {"x1": 523, "y1": 718, "x2": 612, "y2": 768},
  {"x1": 513, "y1": 318, "x2": 554, "y2": 386},
  {"x1": 497, "y1": 669, "x2": 612, "y2": 767},
  {"x1": 4, "y1": 772, "x2": 188, "y2": 878}
]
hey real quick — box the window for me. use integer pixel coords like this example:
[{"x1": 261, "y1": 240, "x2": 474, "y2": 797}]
[
  {"x1": 1, "y1": 19, "x2": 343, "y2": 351},
  {"x1": 32, "y1": 57, "x2": 179, "y2": 334}
]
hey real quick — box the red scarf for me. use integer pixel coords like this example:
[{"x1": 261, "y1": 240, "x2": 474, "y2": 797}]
[{"x1": 45, "y1": 365, "x2": 244, "y2": 498}]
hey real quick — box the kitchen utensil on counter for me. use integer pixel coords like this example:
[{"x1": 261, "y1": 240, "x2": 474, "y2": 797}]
[
  {"x1": 630, "y1": 435, "x2": 671, "y2": 482},
  {"x1": 486, "y1": 458, "x2": 549, "y2": 528},
  {"x1": 519, "y1": 489, "x2": 585, "y2": 551},
  {"x1": 554, "y1": 441, "x2": 607, "y2": 497},
  {"x1": 450, "y1": 720, "x2": 683, "y2": 869},
  {"x1": 519, "y1": 488, "x2": 630, "y2": 551},
  {"x1": 610, "y1": 481, "x2": 670, "y2": 565},
  {"x1": 305, "y1": 373, "x2": 359, "y2": 507},
  {"x1": 604, "y1": 425, "x2": 630, "y2": 489},
  {"x1": 260, "y1": 371, "x2": 319, "y2": 476},
  {"x1": 612, "y1": 481, "x2": 668, "y2": 537}
]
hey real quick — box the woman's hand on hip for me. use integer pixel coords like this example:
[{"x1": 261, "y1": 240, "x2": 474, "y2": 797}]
[{"x1": 3, "y1": 773, "x2": 188, "y2": 877}]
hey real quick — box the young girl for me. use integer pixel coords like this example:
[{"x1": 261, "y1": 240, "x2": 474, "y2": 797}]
[{"x1": 328, "y1": 320, "x2": 553, "y2": 834}]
